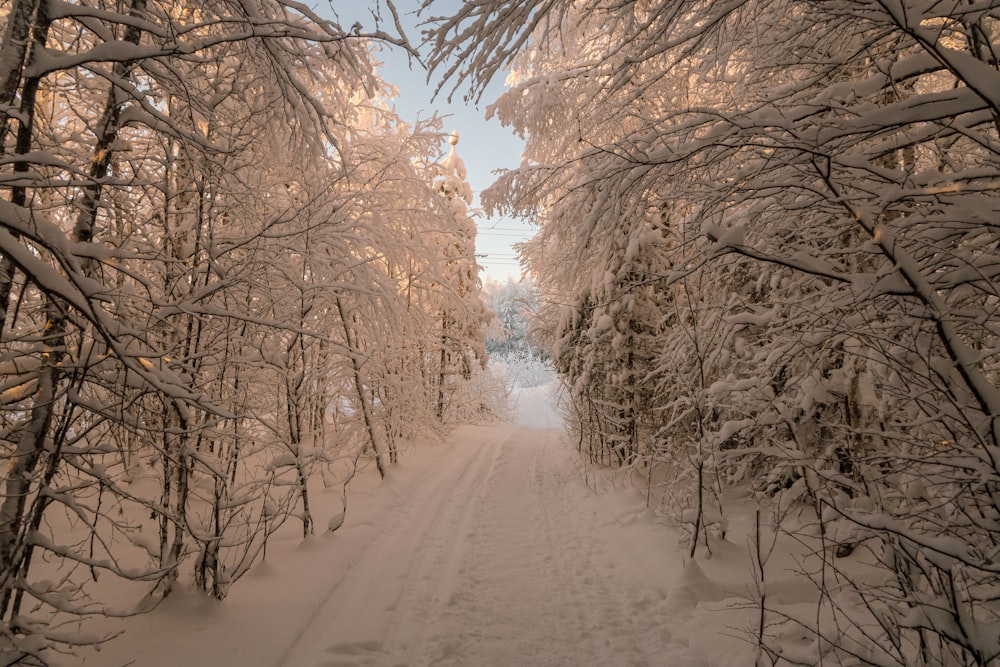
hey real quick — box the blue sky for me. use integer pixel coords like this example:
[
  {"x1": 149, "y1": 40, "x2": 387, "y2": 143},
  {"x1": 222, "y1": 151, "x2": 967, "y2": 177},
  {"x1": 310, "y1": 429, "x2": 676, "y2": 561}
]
[{"x1": 318, "y1": 1, "x2": 533, "y2": 282}]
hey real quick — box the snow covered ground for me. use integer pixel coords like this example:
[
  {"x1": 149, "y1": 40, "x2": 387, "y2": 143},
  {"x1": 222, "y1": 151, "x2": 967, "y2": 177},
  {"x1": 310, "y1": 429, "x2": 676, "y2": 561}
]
[{"x1": 81, "y1": 385, "x2": 761, "y2": 666}]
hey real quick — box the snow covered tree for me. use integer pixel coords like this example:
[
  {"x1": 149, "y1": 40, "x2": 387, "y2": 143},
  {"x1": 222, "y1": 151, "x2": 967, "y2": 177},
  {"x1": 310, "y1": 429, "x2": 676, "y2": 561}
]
[
  {"x1": 0, "y1": 0, "x2": 480, "y2": 660},
  {"x1": 428, "y1": 0, "x2": 1000, "y2": 662},
  {"x1": 483, "y1": 277, "x2": 544, "y2": 360},
  {"x1": 429, "y1": 131, "x2": 489, "y2": 420}
]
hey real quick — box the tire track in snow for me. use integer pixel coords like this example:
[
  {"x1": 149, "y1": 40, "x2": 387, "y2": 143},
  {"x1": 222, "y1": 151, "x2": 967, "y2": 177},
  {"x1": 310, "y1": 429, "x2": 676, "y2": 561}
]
[
  {"x1": 282, "y1": 425, "x2": 684, "y2": 667},
  {"x1": 277, "y1": 427, "x2": 505, "y2": 667}
]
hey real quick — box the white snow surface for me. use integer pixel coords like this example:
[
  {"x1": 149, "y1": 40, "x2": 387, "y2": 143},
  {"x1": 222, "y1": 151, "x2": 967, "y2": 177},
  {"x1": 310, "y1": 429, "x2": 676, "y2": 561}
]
[{"x1": 81, "y1": 385, "x2": 755, "y2": 666}]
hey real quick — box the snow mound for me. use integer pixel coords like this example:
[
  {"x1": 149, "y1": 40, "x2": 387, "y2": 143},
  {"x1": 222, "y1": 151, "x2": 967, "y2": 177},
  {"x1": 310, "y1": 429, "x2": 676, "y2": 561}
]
[{"x1": 668, "y1": 559, "x2": 732, "y2": 610}]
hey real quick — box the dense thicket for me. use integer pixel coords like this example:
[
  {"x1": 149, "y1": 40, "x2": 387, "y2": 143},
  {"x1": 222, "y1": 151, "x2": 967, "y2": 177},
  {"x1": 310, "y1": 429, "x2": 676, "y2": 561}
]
[
  {"x1": 482, "y1": 277, "x2": 552, "y2": 390},
  {"x1": 0, "y1": 1, "x2": 487, "y2": 662},
  {"x1": 483, "y1": 277, "x2": 542, "y2": 359},
  {"x1": 428, "y1": 0, "x2": 1000, "y2": 664}
]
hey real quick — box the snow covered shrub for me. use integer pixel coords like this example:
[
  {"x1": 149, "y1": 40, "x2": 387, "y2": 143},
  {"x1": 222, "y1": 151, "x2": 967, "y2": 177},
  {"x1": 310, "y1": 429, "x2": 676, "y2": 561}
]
[
  {"x1": 483, "y1": 277, "x2": 553, "y2": 389},
  {"x1": 489, "y1": 353, "x2": 553, "y2": 389},
  {"x1": 444, "y1": 362, "x2": 512, "y2": 422}
]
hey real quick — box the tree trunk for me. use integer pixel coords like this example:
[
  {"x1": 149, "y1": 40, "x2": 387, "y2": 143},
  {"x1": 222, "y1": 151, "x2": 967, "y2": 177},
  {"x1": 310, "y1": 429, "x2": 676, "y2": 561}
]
[
  {"x1": 1, "y1": 0, "x2": 49, "y2": 330},
  {"x1": 336, "y1": 296, "x2": 387, "y2": 478},
  {"x1": 0, "y1": 2, "x2": 62, "y2": 624},
  {"x1": 0, "y1": 337, "x2": 61, "y2": 617},
  {"x1": 71, "y1": 0, "x2": 147, "y2": 250},
  {"x1": 436, "y1": 310, "x2": 450, "y2": 420},
  {"x1": 0, "y1": 0, "x2": 38, "y2": 155}
]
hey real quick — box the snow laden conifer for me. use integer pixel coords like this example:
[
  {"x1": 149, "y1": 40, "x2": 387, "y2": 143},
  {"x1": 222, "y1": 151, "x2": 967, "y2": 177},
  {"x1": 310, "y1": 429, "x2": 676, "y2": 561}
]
[{"x1": 430, "y1": 131, "x2": 490, "y2": 421}]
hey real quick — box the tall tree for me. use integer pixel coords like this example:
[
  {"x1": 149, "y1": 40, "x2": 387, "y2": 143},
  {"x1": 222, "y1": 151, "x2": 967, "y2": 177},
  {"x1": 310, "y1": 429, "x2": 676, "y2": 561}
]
[{"x1": 430, "y1": 131, "x2": 489, "y2": 420}]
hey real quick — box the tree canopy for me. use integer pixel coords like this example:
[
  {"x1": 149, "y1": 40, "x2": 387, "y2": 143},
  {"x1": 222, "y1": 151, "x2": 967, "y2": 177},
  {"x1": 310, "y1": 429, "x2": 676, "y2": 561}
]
[
  {"x1": 426, "y1": 0, "x2": 1000, "y2": 663},
  {"x1": 0, "y1": 1, "x2": 489, "y2": 661}
]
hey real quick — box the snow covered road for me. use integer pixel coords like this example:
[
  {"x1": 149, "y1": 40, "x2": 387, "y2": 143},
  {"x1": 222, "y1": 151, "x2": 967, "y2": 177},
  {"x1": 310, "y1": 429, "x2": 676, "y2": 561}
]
[
  {"x1": 280, "y1": 426, "x2": 674, "y2": 667},
  {"x1": 85, "y1": 388, "x2": 751, "y2": 666}
]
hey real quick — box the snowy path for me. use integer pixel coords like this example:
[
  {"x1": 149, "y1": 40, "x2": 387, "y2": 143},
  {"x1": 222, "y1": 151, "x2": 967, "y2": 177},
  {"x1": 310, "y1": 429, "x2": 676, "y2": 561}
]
[
  {"x1": 279, "y1": 426, "x2": 672, "y2": 667},
  {"x1": 84, "y1": 388, "x2": 752, "y2": 666}
]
